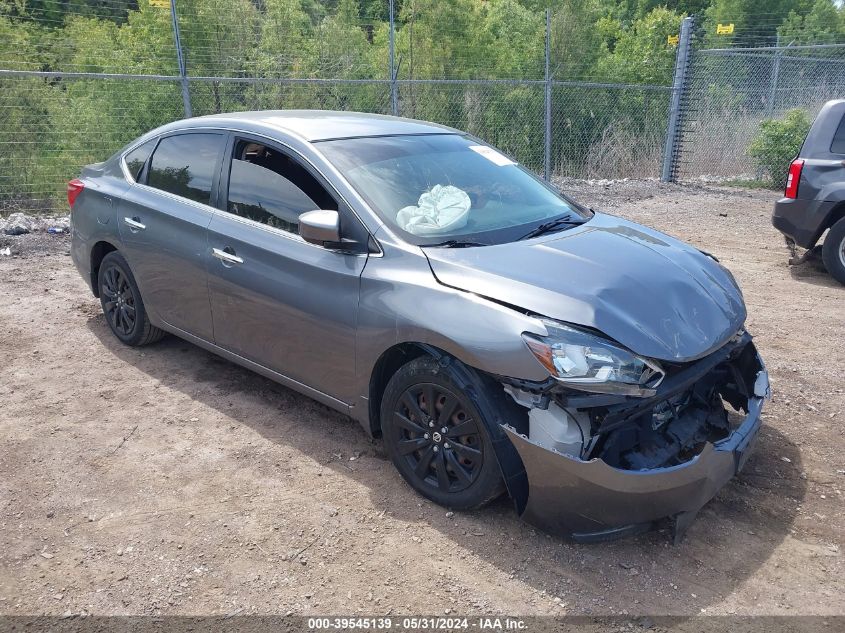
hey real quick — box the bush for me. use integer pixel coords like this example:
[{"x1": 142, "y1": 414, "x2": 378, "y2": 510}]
[{"x1": 749, "y1": 109, "x2": 812, "y2": 189}]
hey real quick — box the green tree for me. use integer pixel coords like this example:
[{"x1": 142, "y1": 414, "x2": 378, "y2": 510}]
[
  {"x1": 779, "y1": 0, "x2": 845, "y2": 45},
  {"x1": 480, "y1": 0, "x2": 544, "y2": 79},
  {"x1": 749, "y1": 108, "x2": 811, "y2": 187},
  {"x1": 550, "y1": 0, "x2": 603, "y2": 81},
  {"x1": 300, "y1": 0, "x2": 386, "y2": 111},
  {"x1": 595, "y1": 7, "x2": 684, "y2": 85},
  {"x1": 396, "y1": 0, "x2": 479, "y2": 80},
  {"x1": 703, "y1": 0, "x2": 814, "y2": 47},
  {"x1": 0, "y1": 15, "x2": 56, "y2": 210},
  {"x1": 595, "y1": 0, "x2": 707, "y2": 23}
]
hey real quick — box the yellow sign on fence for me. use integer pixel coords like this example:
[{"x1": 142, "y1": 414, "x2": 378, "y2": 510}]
[
  {"x1": 149, "y1": 0, "x2": 169, "y2": 8},
  {"x1": 667, "y1": 34, "x2": 680, "y2": 46},
  {"x1": 716, "y1": 23, "x2": 735, "y2": 35}
]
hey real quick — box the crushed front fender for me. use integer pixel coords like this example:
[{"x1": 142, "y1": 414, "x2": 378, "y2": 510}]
[{"x1": 502, "y1": 343, "x2": 768, "y2": 542}]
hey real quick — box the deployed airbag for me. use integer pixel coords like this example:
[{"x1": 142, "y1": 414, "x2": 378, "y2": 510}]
[{"x1": 396, "y1": 184, "x2": 471, "y2": 236}]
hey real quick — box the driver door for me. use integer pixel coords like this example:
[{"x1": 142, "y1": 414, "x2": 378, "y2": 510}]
[{"x1": 206, "y1": 134, "x2": 370, "y2": 404}]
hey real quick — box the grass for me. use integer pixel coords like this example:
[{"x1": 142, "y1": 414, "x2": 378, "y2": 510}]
[{"x1": 719, "y1": 177, "x2": 777, "y2": 190}]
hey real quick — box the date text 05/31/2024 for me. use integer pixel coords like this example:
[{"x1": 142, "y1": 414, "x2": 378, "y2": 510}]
[{"x1": 307, "y1": 617, "x2": 528, "y2": 630}]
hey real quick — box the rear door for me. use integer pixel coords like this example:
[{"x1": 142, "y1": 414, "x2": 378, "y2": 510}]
[
  {"x1": 206, "y1": 134, "x2": 369, "y2": 403},
  {"x1": 118, "y1": 131, "x2": 226, "y2": 341}
]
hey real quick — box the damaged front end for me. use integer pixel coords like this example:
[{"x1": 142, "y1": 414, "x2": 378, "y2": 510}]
[{"x1": 500, "y1": 330, "x2": 769, "y2": 542}]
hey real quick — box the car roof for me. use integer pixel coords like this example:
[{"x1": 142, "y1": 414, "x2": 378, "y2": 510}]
[{"x1": 170, "y1": 110, "x2": 459, "y2": 142}]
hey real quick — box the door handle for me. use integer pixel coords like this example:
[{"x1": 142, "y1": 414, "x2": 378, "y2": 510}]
[
  {"x1": 123, "y1": 216, "x2": 146, "y2": 231},
  {"x1": 212, "y1": 247, "x2": 244, "y2": 266}
]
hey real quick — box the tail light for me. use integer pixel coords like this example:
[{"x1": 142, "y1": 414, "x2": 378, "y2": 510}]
[
  {"x1": 784, "y1": 159, "x2": 804, "y2": 199},
  {"x1": 67, "y1": 179, "x2": 85, "y2": 208}
]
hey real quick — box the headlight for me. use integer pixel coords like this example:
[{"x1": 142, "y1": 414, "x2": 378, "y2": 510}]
[{"x1": 522, "y1": 319, "x2": 664, "y2": 397}]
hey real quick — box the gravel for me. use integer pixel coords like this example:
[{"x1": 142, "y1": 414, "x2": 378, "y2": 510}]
[{"x1": 0, "y1": 181, "x2": 842, "y2": 617}]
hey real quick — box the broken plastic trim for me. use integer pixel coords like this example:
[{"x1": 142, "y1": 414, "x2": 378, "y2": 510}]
[
  {"x1": 595, "y1": 330, "x2": 751, "y2": 435},
  {"x1": 500, "y1": 336, "x2": 767, "y2": 542}
]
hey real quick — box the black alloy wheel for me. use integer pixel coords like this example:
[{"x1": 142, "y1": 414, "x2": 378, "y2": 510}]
[
  {"x1": 100, "y1": 264, "x2": 136, "y2": 336},
  {"x1": 97, "y1": 251, "x2": 165, "y2": 346},
  {"x1": 392, "y1": 382, "x2": 484, "y2": 494},
  {"x1": 380, "y1": 356, "x2": 505, "y2": 510}
]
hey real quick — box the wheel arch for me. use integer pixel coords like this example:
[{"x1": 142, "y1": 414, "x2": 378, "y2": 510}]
[
  {"x1": 89, "y1": 240, "x2": 120, "y2": 298},
  {"x1": 368, "y1": 342, "x2": 530, "y2": 514},
  {"x1": 367, "y1": 342, "x2": 432, "y2": 438},
  {"x1": 821, "y1": 200, "x2": 845, "y2": 236},
  {"x1": 367, "y1": 341, "x2": 505, "y2": 437}
]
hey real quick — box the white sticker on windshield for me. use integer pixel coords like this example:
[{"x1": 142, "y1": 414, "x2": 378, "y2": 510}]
[{"x1": 468, "y1": 145, "x2": 516, "y2": 166}]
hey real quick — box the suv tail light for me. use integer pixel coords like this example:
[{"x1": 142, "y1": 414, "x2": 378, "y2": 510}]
[
  {"x1": 67, "y1": 179, "x2": 85, "y2": 208},
  {"x1": 784, "y1": 159, "x2": 804, "y2": 199}
]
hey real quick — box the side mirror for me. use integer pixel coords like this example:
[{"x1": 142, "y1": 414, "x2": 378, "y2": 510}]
[{"x1": 299, "y1": 210, "x2": 340, "y2": 247}]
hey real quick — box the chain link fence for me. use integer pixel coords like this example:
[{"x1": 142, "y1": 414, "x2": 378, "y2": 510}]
[
  {"x1": 0, "y1": 1, "x2": 675, "y2": 218},
  {"x1": 676, "y1": 42, "x2": 845, "y2": 183},
  {"x1": 552, "y1": 82, "x2": 671, "y2": 180},
  {"x1": 3, "y1": 1, "x2": 842, "y2": 218},
  {"x1": 0, "y1": 73, "x2": 186, "y2": 216}
]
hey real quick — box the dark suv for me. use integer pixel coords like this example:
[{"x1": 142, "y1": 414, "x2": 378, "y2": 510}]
[{"x1": 772, "y1": 99, "x2": 845, "y2": 284}]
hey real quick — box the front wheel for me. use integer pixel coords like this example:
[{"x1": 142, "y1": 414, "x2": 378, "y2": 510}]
[
  {"x1": 380, "y1": 356, "x2": 505, "y2": 510},
  {"x1": 821, "y1": 216, "x2": 845, "y2": 286}
]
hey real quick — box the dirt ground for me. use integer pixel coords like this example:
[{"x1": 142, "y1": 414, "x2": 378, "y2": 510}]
[{"x1": 0, "y1": 180, "x2": 842, "y2": 618}]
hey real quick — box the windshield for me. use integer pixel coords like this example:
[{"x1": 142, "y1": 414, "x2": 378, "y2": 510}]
[{"x1": 317, "y1": 134, "x2": 590, "y2": 246}]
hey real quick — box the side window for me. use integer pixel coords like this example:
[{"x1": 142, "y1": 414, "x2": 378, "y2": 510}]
[
  {"x1": 123, "y1": 139, "x2": 157, "y2": 182},
  {"x1": 831, "y1": 114, "x2": 845, "y2": 154},
  {"x1": 225, "y1": 140, "x2": 337, "y2": 234},
  {"x1": 147, "y1": 133, "x2": 224, "y2": 205}
]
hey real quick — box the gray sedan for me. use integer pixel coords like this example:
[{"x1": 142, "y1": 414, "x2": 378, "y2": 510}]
[{"x1": 69, "y1": 111, "x2": 770, "y2": 542}]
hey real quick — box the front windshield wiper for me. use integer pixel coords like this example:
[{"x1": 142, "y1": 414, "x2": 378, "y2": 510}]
[
  {"x1": 421, "y1": 239, "x2": 488, "y2": 248},
  {"x1": 517, "y1": 214, "x2": 581, "y2": 241}
]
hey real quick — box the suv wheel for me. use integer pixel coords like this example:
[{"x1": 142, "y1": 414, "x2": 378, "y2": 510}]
[
  {"x1": 821, "y1": 216, "x2": 845, "y2": 285},
  {"x1": 97, "y1": 251, "x2": 166, "y2": 346},
  {"x1": 380, "y1": 356, "x2": 505, "y2": 511}
]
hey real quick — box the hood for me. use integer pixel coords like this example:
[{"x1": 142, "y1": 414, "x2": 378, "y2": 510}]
[{"x1": 422, "y1": 213, "x2": 746, "y2": 363}]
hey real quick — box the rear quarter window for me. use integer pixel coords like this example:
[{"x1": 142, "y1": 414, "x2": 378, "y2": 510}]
[
  {"x1": 831, "y1": 114, "x2": 845, "y2": 154},
  {"x1": 123, "y1": 139, "x2": 157, "y2": 182}
]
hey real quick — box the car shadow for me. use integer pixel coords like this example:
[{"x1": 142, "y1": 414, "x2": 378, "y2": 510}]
[
  {"x1": 86, "y1": 315, "x2": 806, "y2": 614},
  {"x1": 783, "y1": 247, "x2": 841, "y2": 288}
]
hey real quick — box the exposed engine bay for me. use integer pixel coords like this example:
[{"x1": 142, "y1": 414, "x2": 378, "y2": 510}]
[
  {"x1": 599, "y1": 372, "x2": 733, "y2": 470},
  {"x1": 503, "y1": 331, "x2": 765, "y2": 472}
]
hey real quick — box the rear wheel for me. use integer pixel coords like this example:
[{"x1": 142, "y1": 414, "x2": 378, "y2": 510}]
[
  {"x1": 822, "y1": 216, "x2": 845, "y2": 286},
  {"x1": 380, "y1": 356, "x2": 504, "y2": 510},
  {"x1": 98, "y1": 251, "x2": 165, "y2": 346}
]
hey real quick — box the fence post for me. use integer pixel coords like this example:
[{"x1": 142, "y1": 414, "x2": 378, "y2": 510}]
[
  {"x1": 661, "y1": 15, "x2": 694, "y2": 183},
  {"x1": 757, "y1": 35, "x2": 786, "y2": 178},
  {"x1": 388, "y1": 0, "x2": 398, "y2": 116},
  {"x1": 170, "y1": 0, "x2": 191, "y2": 118},
  {"x1": 543, "y1": 8, "x2": 551, "y2": 181},
  {"x1": 766, "y1": 35, "x2": 783, "y2": 120}
]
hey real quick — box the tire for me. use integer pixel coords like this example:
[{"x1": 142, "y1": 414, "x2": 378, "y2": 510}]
[
  {"x1": 97, "y1": 251, "x2": 166, "y2": 346},
  {"x1": 821, "y1": 216, "x2": 845, "y2": 286},
  {"x1": 380, "y1": 355, "x2": 505, "y2": 510}
]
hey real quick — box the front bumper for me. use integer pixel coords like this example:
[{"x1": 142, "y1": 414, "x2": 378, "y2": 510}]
[{"x1": 502, "y1": 343, "x2": 768, "y2": 542}]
